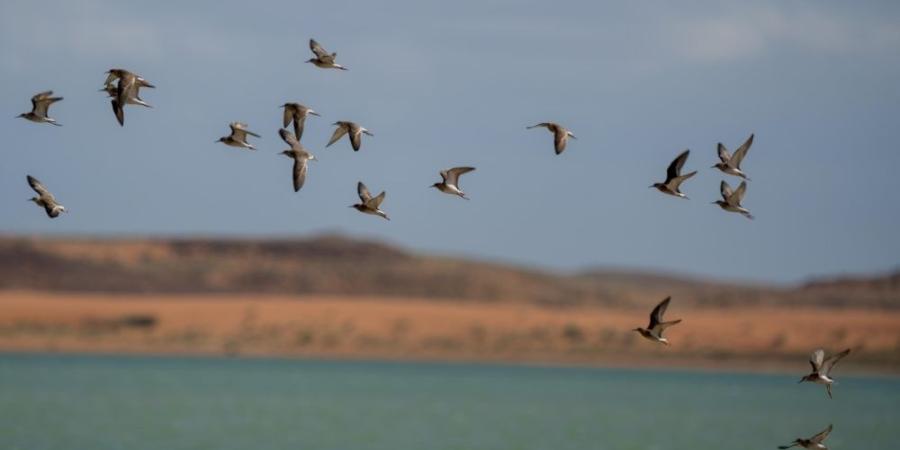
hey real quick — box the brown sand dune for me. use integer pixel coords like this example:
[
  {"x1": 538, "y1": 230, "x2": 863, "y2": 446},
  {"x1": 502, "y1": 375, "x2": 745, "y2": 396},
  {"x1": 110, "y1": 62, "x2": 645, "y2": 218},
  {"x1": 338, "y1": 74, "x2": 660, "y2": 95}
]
[{"x1": 1, "y1": 234, "x2": 898, "y2": 372}]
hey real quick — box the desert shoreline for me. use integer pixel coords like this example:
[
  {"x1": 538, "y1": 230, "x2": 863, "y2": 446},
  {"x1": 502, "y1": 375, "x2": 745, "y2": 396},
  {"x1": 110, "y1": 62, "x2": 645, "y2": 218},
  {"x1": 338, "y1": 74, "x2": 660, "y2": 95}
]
[{"x1": 2, "y1": 290, "x2": 899, "y2": 375}]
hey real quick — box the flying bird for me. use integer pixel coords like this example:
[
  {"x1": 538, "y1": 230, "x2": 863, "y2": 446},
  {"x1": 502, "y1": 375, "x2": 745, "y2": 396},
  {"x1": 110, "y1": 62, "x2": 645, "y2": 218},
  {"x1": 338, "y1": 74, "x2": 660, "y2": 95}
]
[
  {"x1": 100, "y1": 82, "x2": 152, "y2": 108},
  {"x1": 632, "y1": 297, "x2": 682, "y2": 345},
  {"x1": 278, "y1": 128, "x2": 316, "y2": 192},
  {"x1": 778, "y1": 424, "x2": 833, "y2": 450},
  {"x1": 104, "y1": 69, "x2": 155, "y2": 126},
  {"x1": 526, "y1": 122, "x2": 576, "y2": 155},
  {"x1": 327, "y1": 121, "x2": 373, "y2": 151},
  {"x1": 713, "y1": 180, "x2": 754, "y2": 220},
  {"x1": 217, "y1": 122, "x2": 261, "y2": 150},
  {"x1": 17, "y1": 91, "x2": 63, "y2": 126},
  {"x1": 26, "y1": 175, "x2": 66, "y2": 218},
  {"x1": 306, "y1": 39, "x2": 348, "y2": 70},
  {"x1": 713, "y1": 133, "x2": 754, "y2": 180},
  {"x1": 799, "y1": 348, "x2": 850, "y2": 399},
  {"x1": 281, "y1": 103, "x2": 320, "y2": 141},
  {"x1": 351, "y1": 182, "x2": 389, "y2": 220},
  {"x1": 431, "y1": 167, "x2": 476, "y2": 199},
  {"x1": 651, "y1": 150, "x2": 696, "y2": 198}
]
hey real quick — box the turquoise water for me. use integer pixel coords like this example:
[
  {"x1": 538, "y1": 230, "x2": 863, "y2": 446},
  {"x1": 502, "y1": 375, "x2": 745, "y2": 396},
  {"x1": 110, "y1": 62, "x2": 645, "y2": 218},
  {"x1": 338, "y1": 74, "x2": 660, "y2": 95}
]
[{"x1": 1, "y1": 354, "x2": 898, "y2": 450}]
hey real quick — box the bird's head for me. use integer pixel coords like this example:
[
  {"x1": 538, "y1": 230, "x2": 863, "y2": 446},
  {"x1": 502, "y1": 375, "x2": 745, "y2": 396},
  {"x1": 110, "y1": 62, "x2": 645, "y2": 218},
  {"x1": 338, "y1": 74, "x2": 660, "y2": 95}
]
[
  {"x1": 308, "y1": 154, "x2": 317, "y2": 161},
  {"x1": 429, "y1": 182, "x2": 441, "y2": 189},
  {"x1": 216, "y1": 137, "x2": 227, "y2": 143},
  {"x1": 15, "y1": 113, "x2": 26, "y2": 119},
  {"x1": 27, "y1": 197, "x2": 40, "y2": 204},
  {"x1": 649, "y1": 183, "x2": 663, "y2": 189},
  {"x1": 632, "y1": 327, "x2": 643, "y2": 333},
  {"x1": 305, "y1": 58, "x2": 317, "y2": 64},
  {"x1": 711, "y1": 200, "x2": 726, "y2": 206},
  {"x1": 279, "y1": 150, "x2": 292, "y2": 157}
]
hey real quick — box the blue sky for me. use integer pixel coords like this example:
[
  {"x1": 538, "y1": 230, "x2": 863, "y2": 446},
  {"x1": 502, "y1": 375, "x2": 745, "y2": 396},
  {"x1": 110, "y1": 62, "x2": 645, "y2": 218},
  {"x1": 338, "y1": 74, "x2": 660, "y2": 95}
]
[{"x1": 1, "y1": 0, "x2": 898, "y2": 283}]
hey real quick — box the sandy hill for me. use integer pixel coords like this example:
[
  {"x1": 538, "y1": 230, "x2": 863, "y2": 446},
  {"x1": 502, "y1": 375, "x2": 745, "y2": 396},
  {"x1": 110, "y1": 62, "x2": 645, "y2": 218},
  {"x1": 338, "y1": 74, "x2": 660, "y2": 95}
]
[{"x1": 1, "y1": 234, "x2": 897, "y2": 310}]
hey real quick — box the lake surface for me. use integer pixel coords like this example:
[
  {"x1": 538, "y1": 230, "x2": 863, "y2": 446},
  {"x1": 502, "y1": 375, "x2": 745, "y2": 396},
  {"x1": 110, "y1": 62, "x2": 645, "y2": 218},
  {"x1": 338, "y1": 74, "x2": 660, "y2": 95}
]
[{"x1": 0, "y1": 353, "x2": 898, "y2": 450}]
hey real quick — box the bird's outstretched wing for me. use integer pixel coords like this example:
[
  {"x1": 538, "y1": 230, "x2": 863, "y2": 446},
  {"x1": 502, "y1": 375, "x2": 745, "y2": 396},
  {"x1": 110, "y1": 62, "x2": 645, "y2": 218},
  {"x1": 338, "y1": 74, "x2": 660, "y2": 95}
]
[
  {"x1": 822, "y1": 349, "x2": 850, "y2": 375},
  {"x1": 730, "y1": 134, "x2": 754, "y2": 167},
  {"x1": 282, "y1": 105, "x2": 295, "y2": 128},
  {"x1": 720, "y1": 180, "x2": 734, "y2": 201},
  {"x1": 648, "y1": 296, "x2": 671, "y2": 329},
  {"x1": 279, "y1": 128, "x2": 299, "y2": 148},
  {"x1": 666, "y1": 150, "x2": 690, "y2": 182},
  {"x1": 810, "y1": 424, "x2": 833, "y2": 444},
  {"x1": 309, "y1": 39, "x2": 330, "y2": 58},
  {"x1": 809, "y1": 349, "x2": 825, "y2": 373},
  {"x1": 349, "y1": 124, "x2": 363, "y2": 151},
  {"x1": 368, "y1": 191, "x2": 386, "y2": 208},
  {"x1": 357, "y1": 182, "x2": 372, "y2": 202},
  {"x1": 444, "y1": 167, "x2": 475, "y2": 186},
  {"x1": 293, "y1": 159, "x2": 308, "y2": 192},
  {"x1": 729, "y1": 181, "x2": 748, "y2": 205},
  {"x1": 717, "y1": 143, "x2": 731, "y2": 163},
  {"x1": 27, "y1": 175, "x2": 51, "y2": 197},
  {"x1": 327, "y1": 123, "x2": 349, "y2": 147},
  {"x1": 553, "y1": 128, "x2": 568, "y2": 154}
]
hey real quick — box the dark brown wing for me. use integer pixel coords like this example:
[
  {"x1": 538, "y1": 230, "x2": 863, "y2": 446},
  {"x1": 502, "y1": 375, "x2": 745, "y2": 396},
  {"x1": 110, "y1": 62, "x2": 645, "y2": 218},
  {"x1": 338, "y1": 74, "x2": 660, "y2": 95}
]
[
  {"x1": 279, "y1": 128, "x2": 299, "y2": 148},
  {"x1": 554, "y1": 128, "x2": 568, "y2": 154},
  {"x1": 357, "y1": 182, "x2": 372, "y2": 202},
  {"x1": 648, "y1": 296, "x2": 671, "y2": 329},
  {"x1": 27, "y1": 175, "x2": 50, "y2": 196},
  {"x1": 717, "y1": 143, "x2": 731, "y2": 163},
  {"x1": 111, "y1": 99, "x2": 124, "y2": 126},
  {"x1": 720, "y1": 180, "x2": 734, "y2": 201},
  {"x1": 665, "y1": 150, "x2": 690, "y2": 183},
  {"x1": 309, "y1": 39, "x2": 329, "y2": 59}
]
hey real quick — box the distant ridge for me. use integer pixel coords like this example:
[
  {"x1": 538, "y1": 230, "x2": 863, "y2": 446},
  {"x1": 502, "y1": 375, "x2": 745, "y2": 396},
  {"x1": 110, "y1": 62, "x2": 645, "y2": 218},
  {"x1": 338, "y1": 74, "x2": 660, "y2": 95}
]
[{"x1": 1, "y1": 234, "x2": 897, "y2": 309}]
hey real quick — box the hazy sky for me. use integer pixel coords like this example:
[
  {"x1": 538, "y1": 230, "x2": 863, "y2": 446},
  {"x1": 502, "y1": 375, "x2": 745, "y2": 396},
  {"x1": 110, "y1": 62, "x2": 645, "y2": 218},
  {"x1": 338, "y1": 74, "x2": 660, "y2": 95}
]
[{"x1": 1, "y1": 0, "x2": 898, "y2": 283}]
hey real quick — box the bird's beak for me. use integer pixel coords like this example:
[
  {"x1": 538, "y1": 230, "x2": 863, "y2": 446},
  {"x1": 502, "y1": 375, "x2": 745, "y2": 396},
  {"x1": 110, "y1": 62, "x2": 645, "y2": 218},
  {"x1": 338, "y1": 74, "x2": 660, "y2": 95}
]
[
  {"x1": 310, "y1": 111, "x2": 320, "y2": 116},
  {"x1": 797, "y1": 377, "x2": 805, "y2": 384},
  {"x1": 710, "y1": 165, "x2": 717, "y2": 168},
  {"x1": 570, "y1": 135, "x2": 577, "y2": 140}
]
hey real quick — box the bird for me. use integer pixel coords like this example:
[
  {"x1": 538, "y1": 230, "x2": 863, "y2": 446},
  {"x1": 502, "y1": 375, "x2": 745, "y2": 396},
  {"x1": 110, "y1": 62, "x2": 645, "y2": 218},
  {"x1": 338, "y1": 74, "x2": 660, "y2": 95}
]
[
  {"x1": 217, "y1": 122, "x2": 261, "y2": 150},
  {"x1": 712, "y1": 180, "x2": 754, "y2": 220},
  {"x1": 26, "y1": 175, "x2": 66, "y2": 218},
  {"x1": 278, "y1": 128, "x2": 316, "y2": 192},
  {"x1": 17, "y1": 91, "x2": 63, "y2": 126},
  {"x1": 632, "y1": 296, "x2": 682, "y2": 345},
  {"x1": 99, "y1": 82, "x2": 152, "y2": 108},
  {"x1": 713, "y1": 133, "x2": 754, "y2": 180},
  {"x1": 431, "y1": 167, "x2": 476, "y2": 199},
  {"x1": 306, "y1": 39, "x2": 348, "y2": 70},
  {"x1": 351, "y1": 182, "x2": 389, "y2": 220},
  {"x1": 651, "y1": 150, "x2": 696, "y2": 198},
  {"x1": 281, "y1": 103, "x2": 320, "y2": 141},
  {"x1": 526, "y1": 122, "x2": 576, "y2": 155},
  {"x1": 327, "y1": 121, "x2": 373, "y2": 151},
  {"x1": 778, "y1": 424, "x2": 833, "y2": 450},
  {"x1": 104, "y1": 69, "x2": 155, "y2": 126},
  {"x1": 799, "y1": 348, "x2": 850, "y2": 399}
]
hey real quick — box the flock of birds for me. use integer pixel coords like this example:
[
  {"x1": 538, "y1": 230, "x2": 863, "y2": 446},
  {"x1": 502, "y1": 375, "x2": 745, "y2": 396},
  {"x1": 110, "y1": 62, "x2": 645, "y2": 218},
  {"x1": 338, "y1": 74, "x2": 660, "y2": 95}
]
[{"x1": 17, "y1": 37, "x2": 852, "y2": 449}]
